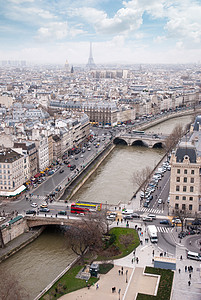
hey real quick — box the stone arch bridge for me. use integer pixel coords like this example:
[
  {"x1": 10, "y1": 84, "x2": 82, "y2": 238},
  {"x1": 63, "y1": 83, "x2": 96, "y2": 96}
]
[
  {"x1": 25, "y1": 215, "x2": 83, "y2": 228},
  {"x1": 113, "y1": 132, "x2": 168, "y2": 148}
]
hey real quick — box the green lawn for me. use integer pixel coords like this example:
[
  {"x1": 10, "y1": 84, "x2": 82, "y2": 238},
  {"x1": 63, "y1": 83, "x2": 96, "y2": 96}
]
[
  {"x1": 98, "y1": 227, "x2": 140, "y2": 260},
  {"x1": 40, "y1": 265, "x2": 98, "y2": 300},
  {"x1": 136, "y1": 267, "x2": 174, "y2": 300}
]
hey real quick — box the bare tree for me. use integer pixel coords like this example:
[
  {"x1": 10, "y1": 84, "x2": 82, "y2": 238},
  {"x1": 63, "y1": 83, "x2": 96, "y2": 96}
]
[
  {"x1": 165, "y1": 124, "x2": 184, "y2": 154},
  {"x1": 65, "y1": 215, "x2": 105, "y2": 262},
  {"x1": 133, "y1": 166, "x2": 152, "y2": 205},
  {"x1": 174, "y1": 208, "x2": 192, "y2": 232},
  {"x1": 0, "y1": 267, "x2": 28, "y2": 300}
]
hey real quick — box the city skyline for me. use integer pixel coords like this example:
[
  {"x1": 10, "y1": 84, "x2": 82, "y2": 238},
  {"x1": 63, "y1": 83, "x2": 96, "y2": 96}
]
[{"x1": 0, "y1": 0, "x2": 201, "y2": 65}]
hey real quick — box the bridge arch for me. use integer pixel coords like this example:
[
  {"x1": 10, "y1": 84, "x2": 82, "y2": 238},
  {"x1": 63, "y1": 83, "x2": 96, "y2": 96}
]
[
  {"x1": 131, "y1": 140, "x2": 149, "y2": 147},
  {"x1": 152, "y1": 142, "x2": 164, "y2": 149},
  {"x1": 113, "y1": 137, "x2": 128, "y2": 145}
]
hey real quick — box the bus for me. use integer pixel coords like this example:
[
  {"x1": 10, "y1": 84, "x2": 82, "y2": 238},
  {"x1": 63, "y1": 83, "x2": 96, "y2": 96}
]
[
  {"x1": 70, "y1": 204, "x2": 90, "y2": 214},
  {"x1": 75, "y1": 201, "x2": 102, "y2": 211},
  {"x1": 132, "y1": 130, "x2": 145, "y2": 135}
]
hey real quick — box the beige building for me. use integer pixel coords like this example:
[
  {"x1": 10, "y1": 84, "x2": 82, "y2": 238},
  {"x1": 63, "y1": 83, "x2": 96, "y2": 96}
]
[
  {"x1": 169, "y1": 116, "x2": 201, "y2": 217},
  {"x1": 0, "y1": 149, "x2": 26, "y2": 197}
]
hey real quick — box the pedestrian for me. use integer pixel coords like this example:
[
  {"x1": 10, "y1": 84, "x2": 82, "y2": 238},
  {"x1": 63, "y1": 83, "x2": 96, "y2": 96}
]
[
  {"x1": 180, "y1": 255, "x2": 183, "y2": 260},
  {"x1": 189, "y1": 274, "x2": 191, "y2": 280},
  {"x1": 189, "y1": 241, "x2": 192, "y2": 245},
  {"x1": 118, "y1": 270, "x2": 121, "y2": 275},
  {"x1": 121, "y1": 270, "x2": 123, "y2": 275},
  {"x1": 188, "y1": 281, "x2": 191, "y2": 286},
  {"x1": 152, "y1": 250, "x2": 155, "y2": 256},
  {"x1": 178, "y1": 269, "x2": 181, "y2": 274},
  {"x1": 185, "y1": 266, "x2": 187, "y2": 272},
  {"x1": 133, "y1": 250, "x2": 136, "y2": 256},
  {"x1": 136, "y1": 257, "x2": 139, "y2": 264},
  {"x1": 121, "y1": 266, "x2": 124, "y2": 272},
  {"x1": 131, "y1": 258, "x2": 133, "y2": 264},
  {"x1": 96, "y1": 283, "x2": 99, "y2": 289},
  {"x1": 117, "y1": 221, "x2": 119, "y2": 225}
]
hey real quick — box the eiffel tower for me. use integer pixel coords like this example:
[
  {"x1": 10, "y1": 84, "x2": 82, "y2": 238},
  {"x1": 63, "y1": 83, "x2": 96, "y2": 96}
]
[{"x1": 86, "y1": 42, "x2": 96, "y2": 69}]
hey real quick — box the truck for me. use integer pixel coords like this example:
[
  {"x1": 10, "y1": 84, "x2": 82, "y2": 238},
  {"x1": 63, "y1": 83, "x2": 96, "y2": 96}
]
[{"x1": 147, "y1": 225, "x2": 158, "y2": 243}]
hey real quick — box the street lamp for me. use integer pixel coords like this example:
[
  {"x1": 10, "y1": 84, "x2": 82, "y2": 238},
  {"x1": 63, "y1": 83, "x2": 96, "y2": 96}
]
[{"x1": 118, "y1": 288, "x2": 121, "y2": 300}]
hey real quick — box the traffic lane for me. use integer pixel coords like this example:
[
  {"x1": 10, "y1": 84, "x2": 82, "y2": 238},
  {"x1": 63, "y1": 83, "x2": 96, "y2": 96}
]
[
  {"x1": 32, "y1": 137, "x2": 111, "y2": 197},
  {"x1": 157, "y1": 231, "x2": 176, "y2": 256},
  {"x1": 148, "y1": 171, "x2": 170, "y2": 210}
]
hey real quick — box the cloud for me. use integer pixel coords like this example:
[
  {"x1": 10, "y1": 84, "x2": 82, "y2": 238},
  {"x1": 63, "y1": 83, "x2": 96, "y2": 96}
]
[
  {"x1": 36, "y1": 22, "x2": 68, "y2": 41},
  {"x1": 73, "y1": 5, "x2": 143, "y2": 35}
]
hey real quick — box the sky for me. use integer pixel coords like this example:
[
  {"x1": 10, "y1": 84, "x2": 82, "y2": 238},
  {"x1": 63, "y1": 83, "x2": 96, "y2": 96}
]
[{"x1": 0, "y1": 0, "x2": 201, "y2": 65}]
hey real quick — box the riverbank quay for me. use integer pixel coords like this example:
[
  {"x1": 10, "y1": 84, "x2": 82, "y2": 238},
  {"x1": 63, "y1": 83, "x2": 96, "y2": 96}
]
[
  {"x1": 0, "y1": 226, "x2": 44, "y2": 263},
  {"x1": 60, "y1": 141, "x2": 115, "y2": 201}
]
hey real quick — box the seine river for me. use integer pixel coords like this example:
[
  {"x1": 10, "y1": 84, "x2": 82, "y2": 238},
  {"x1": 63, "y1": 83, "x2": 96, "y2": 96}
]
[{"x1": 1, "y1": 114, "x2": 193, "y2": 299}]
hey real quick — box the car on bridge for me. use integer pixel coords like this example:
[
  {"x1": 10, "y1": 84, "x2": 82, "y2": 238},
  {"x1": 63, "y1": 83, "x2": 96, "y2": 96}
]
[
  {"x1": 58, "y1": 210, "x2": 67, "y2": 215},
  {"x1": 40, "y1": 207, "x2": 50, "y2": 213},
  {"x1": 26, "y1": 209, "x2": 36, "y2": 215}
]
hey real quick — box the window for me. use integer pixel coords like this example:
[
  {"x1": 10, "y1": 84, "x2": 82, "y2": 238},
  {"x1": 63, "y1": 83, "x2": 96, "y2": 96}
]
[
  {"x1": 191, "y1": 170, "x2": 194, "y2": 174},
  {"x1": 182, "y1": 196, "x2": 186, "y2": 200},
  {"x1": 190, "y1": 178, "x2": 194, "y2": 183},
  {"x1": 175, "y1": 203, "x2": 179, "y2": 209},
  {"x1": 189, "y1": 197, "x2": 193, "y2": 201},
  {"x1": 3, "y1": 165, "x2": 5, "y2": 168},
  {"x1": 176, "y1": 196, "x2": 179, "y2": 200},
  {"x1": 183, "y1": 186, "x2": 186, "y2": 192},
  {"x1": 182, "y1": 204, "x2": 186, "y2": 210},
  {"x1": 189, "y1": 205, "x2": 192, "y2": 211},
  {"x1": 176, "y1": 177, "x2": 180, "y2": 182},
  {"x1": 190, "y1": 186, "x2": 194, "y2": 192},
  {"x1": 199, "y1": 205, "x2": 201, "y2": 211},
  {"x1": 183, "y1": 177, "x2": 187, "y2": 183},
  {"x1": 176, "y1": 186, "x2": 180, "y2": 191},
  {"x1": 184, "y1": 169, "x2": 187, "y2": 174},
  {"x1": 177, "y1": 169, "x2": 180, "y2": 174}
]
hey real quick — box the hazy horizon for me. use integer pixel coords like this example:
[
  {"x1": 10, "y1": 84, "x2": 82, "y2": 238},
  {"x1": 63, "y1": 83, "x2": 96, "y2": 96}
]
[{"x1": 1, "y1": 0, "x2": 201, "y2": 65}]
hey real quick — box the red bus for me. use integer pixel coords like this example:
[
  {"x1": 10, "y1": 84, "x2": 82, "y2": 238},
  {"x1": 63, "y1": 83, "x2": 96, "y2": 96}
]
[{"x1": 70, "y1": 204, "x2": 90, "y2": 214}]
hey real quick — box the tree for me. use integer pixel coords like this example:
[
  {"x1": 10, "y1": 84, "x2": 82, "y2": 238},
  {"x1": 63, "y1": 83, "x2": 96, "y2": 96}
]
[
  {"x1": 174, "y1": 208, "x2": 192, "y2": 232},
  {"x1": 65, "y1": 214, "x2": 105, "y2": 262},
  {"x1": 0, "y1": 267, "x2": 28, "y2": 300},
  {"x1": 165, "y1": 124, "x2": 184, "y2": 154},
  {"x1": 133, "y1": 166, "x2": 152, "y2": 205}
]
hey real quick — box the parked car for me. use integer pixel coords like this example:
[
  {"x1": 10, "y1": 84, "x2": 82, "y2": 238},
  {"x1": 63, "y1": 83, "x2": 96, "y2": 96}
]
[
  {"x1": 178, "y1": 231, "x2": 186, "y2": 239},
  {"x1": 40, "y1": 207, "x2": 50, "y2": 212},
  {"x1": 70, "y1": 165, "x2": 76, "y2": 171},
  {"x1": 26, "y1": 209, "x2": 36, "y2": 215},
  {"x1": 192, "y1": 219, "x2": 201, "y2": 225}
]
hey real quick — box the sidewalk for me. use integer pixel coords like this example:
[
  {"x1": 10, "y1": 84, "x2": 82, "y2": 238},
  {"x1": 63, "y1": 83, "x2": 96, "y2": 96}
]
[{"x1": 59, "y1": 222, "x2": 201, "y2": 300}]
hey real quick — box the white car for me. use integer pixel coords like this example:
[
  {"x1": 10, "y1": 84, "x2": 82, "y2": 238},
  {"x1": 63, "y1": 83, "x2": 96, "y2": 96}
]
[
  {"x1": 158, "y1": 198, "x2": 162, "y2": 204},
  {"x1": 31, "y1": 202, "x2": 38, "y2": 208}
]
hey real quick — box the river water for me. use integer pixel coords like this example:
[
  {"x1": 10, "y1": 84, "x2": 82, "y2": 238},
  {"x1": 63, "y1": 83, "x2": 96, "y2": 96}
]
[{"x1": 1, "y1": 114, "x2": 193, "y2": 299}]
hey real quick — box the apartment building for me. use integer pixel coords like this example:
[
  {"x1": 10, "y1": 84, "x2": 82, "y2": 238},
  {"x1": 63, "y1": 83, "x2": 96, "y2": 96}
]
[
  {"x1": 169, "y1": 116, "x2": 201, "y2": 217},
  {"x1": 0, "y1": 149, "x2": 26, "y2": 196}
]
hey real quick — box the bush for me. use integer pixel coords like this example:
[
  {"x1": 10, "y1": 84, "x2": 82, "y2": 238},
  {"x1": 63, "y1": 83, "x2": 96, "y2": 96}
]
[{"x1": 99, "y1": 263, "x2": 114, "y2": 274}]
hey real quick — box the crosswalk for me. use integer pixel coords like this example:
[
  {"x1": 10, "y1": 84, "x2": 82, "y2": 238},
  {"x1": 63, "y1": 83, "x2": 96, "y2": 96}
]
[
  {"x1": 31, "y1": 195, "x2": 47, "y2": 201},
  {"x1": 156, "y1": 226, "x2": 174, "y2": 233},
  {"x1": 139, "y1": 207, "x2": 163, "y2": 214}
]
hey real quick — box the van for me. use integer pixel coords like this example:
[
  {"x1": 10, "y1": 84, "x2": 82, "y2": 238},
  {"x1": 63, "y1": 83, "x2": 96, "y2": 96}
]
[
  {"x1": 187, "y1": 251, "x2": 201, "y2": 261},
  {"x1": 148, "y1": 214, "x2": 156, "y2": 220}
]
